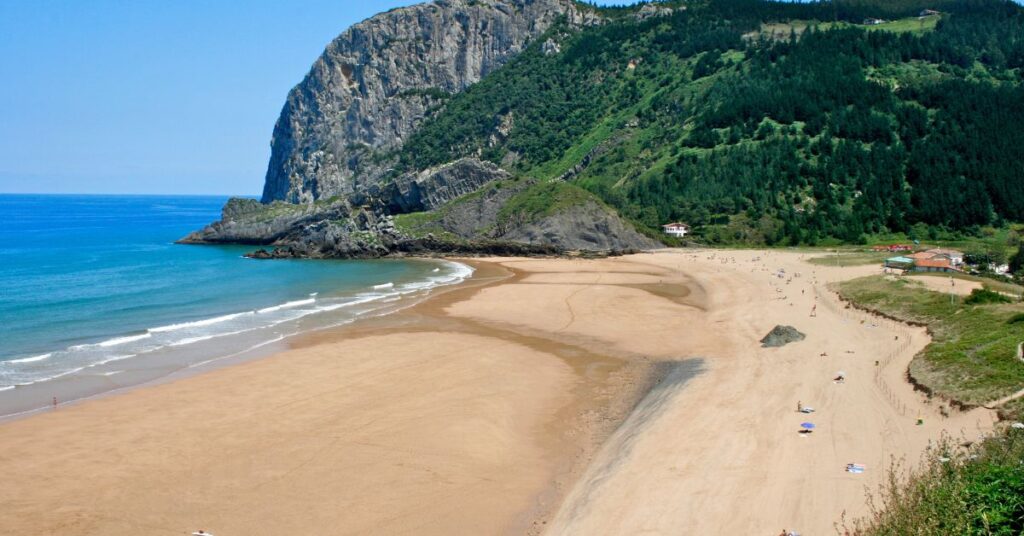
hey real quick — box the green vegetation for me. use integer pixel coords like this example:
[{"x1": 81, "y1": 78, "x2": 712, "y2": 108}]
[
  {"x1": 806, "y1": 250, "x2": 893, "y2": 266},
  {"x1": 860, "y1": 15, "x2": 941, "y2": 34},
  {"x1": 849, "y1": 428, "x2": 1024, "y2": 535},
  {"x1": 964, "y1": 288, "x2": 1014, "y2": 305},
  {"x1": 836, "y1": 276, "x2": 1024, "y2": 407},
  {"x1": 497, "y1": 181, "x2": 599, "y2": 226},
  {"x1": 398, "y1": 0, "x2": 1024, "y2": 247}
]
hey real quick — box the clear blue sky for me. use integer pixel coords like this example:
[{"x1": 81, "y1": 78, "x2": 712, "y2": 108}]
[{"x1": 0, "y1": 0, "x2": 630, "y2": 195}]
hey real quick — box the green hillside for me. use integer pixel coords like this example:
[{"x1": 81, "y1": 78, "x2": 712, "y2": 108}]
[{"x1": 393, "y1": 0, "x2": 1024, "y2": 246}]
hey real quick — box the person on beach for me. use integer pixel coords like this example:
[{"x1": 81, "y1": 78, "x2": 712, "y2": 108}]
[{"x1": 797, "y1": 401, "x2": 803, "y2": 412}]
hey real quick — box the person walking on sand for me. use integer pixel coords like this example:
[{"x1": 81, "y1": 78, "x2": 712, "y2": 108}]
[
  {"x1": 797, "y1": 400, "x2": 803, "y2": 412},
  {"x1": 810, "y1": 304, "x2": 816, "y2": 317}
]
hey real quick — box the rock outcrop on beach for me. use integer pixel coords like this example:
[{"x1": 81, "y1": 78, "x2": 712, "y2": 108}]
[
  {"x1": 181, "y1": 156, "x2": 656, "y2": 257},
  {"x1": 760, "y1": 325, "x2": 806, "y2": 348},
  {"x1": 261, "y1": 0, "x2": 596, "y2": 204}
]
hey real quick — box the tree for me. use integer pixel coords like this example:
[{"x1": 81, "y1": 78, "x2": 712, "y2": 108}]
[{"x1": 1010, "y1": 247, "x2": 1024, "y2": 276}]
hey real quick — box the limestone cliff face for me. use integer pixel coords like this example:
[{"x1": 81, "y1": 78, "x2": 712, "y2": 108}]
[{"x1": 262, "y1": 0, "x2": 594, "y2": 204}]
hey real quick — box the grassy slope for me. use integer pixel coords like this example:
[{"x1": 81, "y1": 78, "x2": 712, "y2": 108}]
[{"x1": 850, "y1": 427, "x2": 1024, "y2": 535}]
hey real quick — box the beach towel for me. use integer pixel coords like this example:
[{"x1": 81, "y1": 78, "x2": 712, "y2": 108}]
[
  {"x1": 846, "y1": 463, "x2": 866, "y2": 474},
  {"x1": 800, "y1": 407, "x2": 815, "y2": 413}
]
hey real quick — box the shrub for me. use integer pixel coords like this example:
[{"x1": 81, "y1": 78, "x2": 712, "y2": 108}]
[
  {"x1": 849, "y1": 429, "x2": 1024, "y2": 535},
  {"x1": 964, "y1": 288, "x2": 1012, "y2": 305}
]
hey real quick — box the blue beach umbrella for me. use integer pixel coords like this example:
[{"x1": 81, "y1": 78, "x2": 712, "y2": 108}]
[{"x1": 801, "y1": 422, "x2": 816, "y2": 429}]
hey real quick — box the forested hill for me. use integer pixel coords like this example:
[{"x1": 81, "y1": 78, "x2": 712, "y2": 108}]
[{"x1": 396, "y1": 0, "x2": 1024, "y2": 245}]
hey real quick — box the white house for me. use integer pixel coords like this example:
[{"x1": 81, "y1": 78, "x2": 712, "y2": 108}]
[{"x1": 662, "y1": 222, "x2": 690, "y2": 238}]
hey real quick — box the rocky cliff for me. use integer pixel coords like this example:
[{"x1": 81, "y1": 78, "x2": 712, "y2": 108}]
[
  {"x1": 183, "y1": 0, "x2": 661, "y2": 258},
  {"x1": 262, "y1": 0, "x2": 595, "y2": 204}
]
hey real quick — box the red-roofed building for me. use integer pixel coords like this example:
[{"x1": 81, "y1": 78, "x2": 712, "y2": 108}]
[
  {"x1": 872, "y1": 244, "x2": 913, "y2": 252},
  {"x1": 913, "y1": 258, "x2": 957, "y2": 273}
]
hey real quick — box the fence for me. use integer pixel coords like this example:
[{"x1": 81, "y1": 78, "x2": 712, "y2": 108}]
[{"x1": 813, "y1": 284, "x2": 918, "y2": 418}]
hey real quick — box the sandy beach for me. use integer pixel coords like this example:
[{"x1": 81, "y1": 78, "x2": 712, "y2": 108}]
[{"x1": 0, "y1": 250, "x2": 999, "y2": 535}]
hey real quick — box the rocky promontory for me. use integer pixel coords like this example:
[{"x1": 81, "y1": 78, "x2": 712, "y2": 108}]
[{"x1": 182, "y1": 1, "x2": 658, "y2": 259}]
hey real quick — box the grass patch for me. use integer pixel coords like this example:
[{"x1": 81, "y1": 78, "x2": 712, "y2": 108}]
[
  {"x1": 497, "y1": 181, "x2": 598, "y2": 226},
  {"x1": 964, "y1": 288, "x2": 1014, "y2": 306},
  {"x1": 806, "y1": 250, "x2": 892, "y2": 266},
  {"x1": 392, "y1": 211, "x2": 460, "y2": 241},
  {"x1": 836, "y1": 276, "x2": 1024, "y2": 407}
]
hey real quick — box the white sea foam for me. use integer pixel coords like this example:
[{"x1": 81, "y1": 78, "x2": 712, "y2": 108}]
[
  {"x1": 2, "y1": 261, "x2": 473, "y2": 392},
  {"x1": 316, "y1": 294, "x2": 387, "y2": 312},
  {"x1": 90, "y1": 354, "x2": 137, "y2": 367},
  {"x1": 169, "y1": 328, "x2": 251, "y2": 347},
  {"x1": 149, "y1": 311, "x2": 254, "y2": 333},
  {"x1": 22, "y1": 366, "x2": 88, "y2": 386},
  {"x1": 0, "y1": 385, "x2": 15, "y2": 392},
  {"x1": 98, "y1": 333, "x2": 151, "y2": 347},
  {"x1": 6, "y1": 353, "x2": 52, "y2": 364},
  {"x1": 257, "y1": 298, "x2": 315, "y2": 314}
]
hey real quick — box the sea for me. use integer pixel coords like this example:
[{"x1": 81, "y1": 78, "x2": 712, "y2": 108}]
[{"x1": 0, "y1": 194, "x2": 472, "y2": 415}]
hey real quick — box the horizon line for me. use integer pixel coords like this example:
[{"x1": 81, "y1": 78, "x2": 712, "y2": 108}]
[{"x1": 0, "y1": 192, "x2": 258, "y2": 197}]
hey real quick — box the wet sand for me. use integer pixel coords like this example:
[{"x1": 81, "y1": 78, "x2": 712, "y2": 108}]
[{"x1": 0, "y1": 251, "x2": 998, "y2": 535}]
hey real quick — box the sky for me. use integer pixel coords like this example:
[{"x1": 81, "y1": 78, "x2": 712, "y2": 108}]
[{"x1": 0, "y1": 0, "x2": 630, "y2": 196}]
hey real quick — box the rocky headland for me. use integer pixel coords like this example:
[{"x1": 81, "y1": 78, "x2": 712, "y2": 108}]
[{"x1": 181, "y1": 0, "x2": 659, "y2": 258}]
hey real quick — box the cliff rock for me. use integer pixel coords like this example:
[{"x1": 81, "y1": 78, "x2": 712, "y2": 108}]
[{"x1": 262, "y1": 0, "x2": 596, "y2": 204}]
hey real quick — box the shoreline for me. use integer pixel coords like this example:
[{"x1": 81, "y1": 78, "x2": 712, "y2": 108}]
[
  {"x1": 0, "y1": 258, "x2": 474, "y2": 422},
  {"x1": 0, "y1": 250, "x2": 1000, "y2": 535},
  {"x1": 0, "y1": 254, "x2": 694, "y2": 535}
]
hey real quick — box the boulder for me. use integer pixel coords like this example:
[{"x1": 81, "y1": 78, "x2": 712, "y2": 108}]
[{"x1": 760, "y1": 325, "x2": 806, "y2": 348}]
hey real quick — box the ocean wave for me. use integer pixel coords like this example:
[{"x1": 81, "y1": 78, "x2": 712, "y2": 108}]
[
  {"x1": 169, "y1": 328, "x2": 251, "y2": 348},
  {"x1": 256, "y1": 298, "x2": 315, "y2": 314},
  {"x1": 6, "y1": 353, "x2": 52, "y2": 364},
  {"x1": 148, "y1": 311, "x2": 254, "y2": 333},
  {"x1": 98, "y1": 333, "x2": 151, "y2": 347},
  {"x1": 0, "y1": 385, "x2": 15, "y2": 392},
  {"x1": 1, "y1": 261, "x2": 473, "y2": 391},
  {"x1": 90, "y1": 354, "x2": 137, "y2": 367}
]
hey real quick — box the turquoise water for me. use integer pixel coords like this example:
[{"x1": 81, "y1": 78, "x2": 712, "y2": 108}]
[{"x1": 0, "y1": 194, "x2": 469, "y2": 391}]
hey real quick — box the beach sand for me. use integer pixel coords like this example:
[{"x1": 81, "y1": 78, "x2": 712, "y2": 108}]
[{"x1": 0, "y1": 250, "x2": 999, "y2": 535}]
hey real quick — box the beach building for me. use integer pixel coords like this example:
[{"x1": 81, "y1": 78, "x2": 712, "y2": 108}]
[
  {"x1": 662, "y1": 222, "x2": 690, "y2": 238},
  {"x1": 872, "y1": 244, "x2": 912, "y2": 252},
  {"x1": 924, "y1": 248, "x2": 964, "y2": 267},
  {"x1": 912, "y1": 258, "x2": 957, "y2": 273}
]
